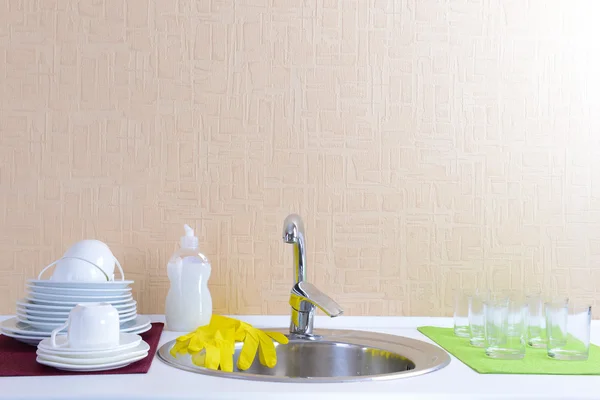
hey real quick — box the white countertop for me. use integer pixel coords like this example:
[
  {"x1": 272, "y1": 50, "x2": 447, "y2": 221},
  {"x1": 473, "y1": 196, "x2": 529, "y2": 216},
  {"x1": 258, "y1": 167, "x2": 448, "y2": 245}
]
[{"x1": 2, "y1": 315, "x2": 600, "y2": 400}]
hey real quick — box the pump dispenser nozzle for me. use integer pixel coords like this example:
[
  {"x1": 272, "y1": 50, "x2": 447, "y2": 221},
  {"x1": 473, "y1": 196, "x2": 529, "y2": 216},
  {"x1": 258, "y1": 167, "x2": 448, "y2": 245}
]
[{"x1": 180, "y1": 224, "x2": 199, "y2": 249}]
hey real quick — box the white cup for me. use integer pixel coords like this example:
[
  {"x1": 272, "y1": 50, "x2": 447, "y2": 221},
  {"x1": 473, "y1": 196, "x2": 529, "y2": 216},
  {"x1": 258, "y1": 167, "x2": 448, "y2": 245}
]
[
  {"x1": 49, "y1": 257, "x2": 109, "y2": 282},
  {"x1": 51, "y1": 303, "x2": 120, "y2": 349},
  {"x1": 38, "y1": 240, "x2": 125, "y2": 282},
  {"x1": 61, "y1": 240, "x2": 117, "y2": 280}
]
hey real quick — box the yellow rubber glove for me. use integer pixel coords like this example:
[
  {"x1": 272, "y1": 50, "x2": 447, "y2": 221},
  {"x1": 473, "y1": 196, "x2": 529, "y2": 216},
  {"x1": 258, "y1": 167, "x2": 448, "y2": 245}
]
[
  {"x1": 233, "y1": 318, "x2": 288, "y2": 370},
  {"x1": 169, "y1": 315, "x2": 288, "y2": 372},
  {"x1": 170, "y1": 320, "x2": 236, "y2": 372}
]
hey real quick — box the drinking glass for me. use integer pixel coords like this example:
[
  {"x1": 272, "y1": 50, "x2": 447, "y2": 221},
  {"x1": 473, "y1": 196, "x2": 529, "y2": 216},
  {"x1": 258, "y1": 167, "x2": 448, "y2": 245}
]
[
  {"x1": 526, "y1": 293, "x2": 548, "y2": 348},
  {"x1": 454, "y1": 290, "x2": 470, "y2": 337},
  {"x1": 468, "y1": 289, "x2": 489, "y2": 347},
  {"x1": 546, "y1": 301, "x2": 591, "y2": 360},
  {"x1": 484, "y1": 294, "x2": 528, "y2": 359}
]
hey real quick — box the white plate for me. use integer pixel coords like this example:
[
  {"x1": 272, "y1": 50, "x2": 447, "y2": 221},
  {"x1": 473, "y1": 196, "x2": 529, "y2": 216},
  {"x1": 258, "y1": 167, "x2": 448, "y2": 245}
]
[
  {"x1": 28, "y1": 291, "x2": 133, "y2": 302},
  {"x1": 16, "y1": 312, "x2": 67, "y2": 323},
  {"x1": 125, "y1": 323, "x2": 152, "y2": 335},
  {"x1": 36, "y1": 353, "x2": 147, "y2": 371},
  {"x1": 28, "y1": 279, "x2": 134, "y2": 289},
  {"x1": 15, "y1": 318, "x2": 63, "y2": 331},
  {"x1": 36, "y1": 342, "x2": 149, "y2": 365},
  {"x1": 1, "y1": 316, "x2": 149, "y2": 337},
  {"x1": 38, "y1": 332, "x2": 142, "y2": 353},
  {"x1": 0, "y1": 329, "x2": 44, "y2": 345},
  {"x1": 120, "y1": 315, "x2": 151, "y2": 333},
  {"x1": 3, "y1": 330, "x2": 149, "y2": 348},
  {"x1": 25, "y1": 296, "x2": 133, "y2": 306},
  {"x1": 23, "y1": 313, "x2": 137, "y2": 330},
  {"x1": 17, "y1": 299, "x2": 137, "y2": 312},
  {"x1": 17, "y1": 309, "x2": 137, "y2": 323},
  {"x1": 26, "y1": 284, "x2": 132, "y2": 296},
  {"x1": 17, "y1": 313, "x2": 137, "y2": 330},
  {"x1": 17, "y1": 304, "x2": 136, "y2": 319},
  {"x1": 1, "y1": 318, "x2": 53, "y2": 336}
]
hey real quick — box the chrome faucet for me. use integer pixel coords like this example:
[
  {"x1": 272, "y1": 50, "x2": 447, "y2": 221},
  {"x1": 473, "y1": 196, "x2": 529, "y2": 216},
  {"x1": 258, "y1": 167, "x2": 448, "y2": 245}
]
[{"x1": 282, "y1": 214, "x2": 343, "y2": 337}]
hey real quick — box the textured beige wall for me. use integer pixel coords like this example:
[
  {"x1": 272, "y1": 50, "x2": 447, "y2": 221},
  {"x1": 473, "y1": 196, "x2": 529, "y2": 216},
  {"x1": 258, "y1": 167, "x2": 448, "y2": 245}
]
[{"x1": 1, "y1": 0, "x2": 599, "y2": 317}]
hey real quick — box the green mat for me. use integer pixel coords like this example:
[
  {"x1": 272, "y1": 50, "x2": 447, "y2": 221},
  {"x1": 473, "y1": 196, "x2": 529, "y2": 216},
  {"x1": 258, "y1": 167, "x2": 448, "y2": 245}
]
[{"x1": 418, "y1": 326, "x2": 600, "y2": 375}]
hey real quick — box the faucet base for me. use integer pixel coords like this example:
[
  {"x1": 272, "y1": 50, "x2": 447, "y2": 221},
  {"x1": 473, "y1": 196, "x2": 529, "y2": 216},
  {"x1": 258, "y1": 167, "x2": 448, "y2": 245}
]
[
  {"x1": 289, "y1": 308, "x2": 315, "y2": 336},
  {"x1": 287, "y1": 332, "x2": 323, "y2": 341}
]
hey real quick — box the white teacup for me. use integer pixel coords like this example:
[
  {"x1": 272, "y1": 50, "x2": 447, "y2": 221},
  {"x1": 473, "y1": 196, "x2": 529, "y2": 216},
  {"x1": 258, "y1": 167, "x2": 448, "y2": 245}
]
[
  {"x1": 51, "y1": 303, "x2": 120, "y2": 349},
  {"x1": 61, "y1": 240, "x2": 116, "y2": 280},
  {"x1": 38, "y1": 240, "x2": 125, "y2": 282},
  {"x1": 50, "y1": 257, "x2": 109, "y2": 282}
]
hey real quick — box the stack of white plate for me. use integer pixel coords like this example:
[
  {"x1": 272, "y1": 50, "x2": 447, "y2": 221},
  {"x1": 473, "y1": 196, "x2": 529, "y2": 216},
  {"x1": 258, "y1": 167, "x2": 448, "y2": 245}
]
[
  {"x1": 1, "y1": 279, "x2": 151, "y2": 345},
  {"x1": 36, "y1": 332, "x2": 150, "y2": 372}
]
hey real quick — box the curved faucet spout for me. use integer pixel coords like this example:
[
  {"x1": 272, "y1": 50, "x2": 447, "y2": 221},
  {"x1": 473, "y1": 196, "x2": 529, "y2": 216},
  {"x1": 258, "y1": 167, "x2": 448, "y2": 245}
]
[{"x1": 282, "y1": 214, "x2": 307, "y2": 284}]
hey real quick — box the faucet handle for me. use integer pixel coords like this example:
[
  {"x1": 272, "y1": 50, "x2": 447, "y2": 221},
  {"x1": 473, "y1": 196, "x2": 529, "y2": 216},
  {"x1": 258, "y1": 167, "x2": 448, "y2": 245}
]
[
  {"x1": 290, "y1": 282, "x2": 344, "y2": 317},
  {"x1": 289, "y1": 282, "x2": 343, "y2": 337}
]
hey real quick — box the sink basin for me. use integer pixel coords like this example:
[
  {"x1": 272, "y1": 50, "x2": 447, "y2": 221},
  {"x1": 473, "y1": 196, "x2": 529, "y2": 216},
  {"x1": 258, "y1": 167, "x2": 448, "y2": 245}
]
[{"x1": 157, "y1": 328, "x2": 450, "y2": 382}]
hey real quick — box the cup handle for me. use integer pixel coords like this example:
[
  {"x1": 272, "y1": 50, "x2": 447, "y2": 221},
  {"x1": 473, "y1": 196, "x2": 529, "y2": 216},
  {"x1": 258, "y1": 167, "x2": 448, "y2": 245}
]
[
  {"x1": 38, "y1": 257, "x2": 110, "y2": 281},
  {"x1": 37, "y1": 260, "x2": 59, "y2": 280},
  {"x1": 50, "y1": 322, "x2": 69, "y2": 348},
  {"x1": 67, "y1": 257, "x2": 110, "y2": 281},
  {"x1": 52, "y1": 257, "x2": 110, "y2": 281},
  {"x1": 112, "y1": 257, "x2": 125, "y2": 281}
]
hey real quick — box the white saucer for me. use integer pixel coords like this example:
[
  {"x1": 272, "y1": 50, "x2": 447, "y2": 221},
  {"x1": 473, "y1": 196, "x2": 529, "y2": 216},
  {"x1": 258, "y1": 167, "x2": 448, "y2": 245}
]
[
  {"x1": 17, "y1": 299, "x2": 137, "y2": 312},
  {"x1": 25, "y1": 296, "x2": 134, "y2": 306},
  {"x1": 17, "y1": 309, "x2": 136, "y2": 323},
  {"x1": 36, "y1": 353, "x2": 147, "y2": 371},
  {"x1": 26, "y1": 284, "x2": 132, "y2": 296},
  {"x1": 28, "y1": 291, "x2": 133, "y2": 302},
  {"x1": 38, "y1": 332, "x2": 142, "y2": 353},
  {"x1": 17, "y1": 313, "x2": 137, "y2": 330},
  {"x1": 37, "y1": 341, "x2": 149, "y2": 363},
  {"x1": 28, "y1": 279, "x2": 134, "y2": 289}
]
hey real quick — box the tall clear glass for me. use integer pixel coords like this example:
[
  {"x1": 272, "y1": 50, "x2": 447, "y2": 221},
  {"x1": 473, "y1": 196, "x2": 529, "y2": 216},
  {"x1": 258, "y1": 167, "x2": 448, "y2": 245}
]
[
  {"x1": 546, "y1": 301, "x2": 591, "y2": 360},
  {"x1": 468, "y1": 289, "x2": 489, "y2": 347},
  {"x1": 484, "y1": 294, "x2": 528, "y2": 359},
  {"x1": 454, "y1": 290, "x2": 470, "y2": 337},
  {"x1": 526, "y1": 293, "x2": 547, "y2": 348}
]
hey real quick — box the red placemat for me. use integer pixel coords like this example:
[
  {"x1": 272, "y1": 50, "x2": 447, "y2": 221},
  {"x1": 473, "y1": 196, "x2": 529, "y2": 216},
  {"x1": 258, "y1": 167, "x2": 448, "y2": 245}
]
[{"x1": 0, "y1": 322, "x2": 164, "y2": 377}]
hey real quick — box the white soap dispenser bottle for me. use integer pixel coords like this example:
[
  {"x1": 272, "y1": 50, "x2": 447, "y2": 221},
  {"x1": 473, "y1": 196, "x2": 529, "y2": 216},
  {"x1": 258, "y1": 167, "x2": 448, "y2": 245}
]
[{"x1": 165, "y1": 224, "x2": 213, "y2": 332}]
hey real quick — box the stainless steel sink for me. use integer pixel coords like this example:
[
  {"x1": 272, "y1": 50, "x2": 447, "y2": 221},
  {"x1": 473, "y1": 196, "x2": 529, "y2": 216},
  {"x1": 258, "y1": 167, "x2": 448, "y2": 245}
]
[
  {"x1": 157, "y1": 328, "x2": 450, "y2": 382},
  {"x1": 157, "y1": 215, "x2": 451, "y2": 382}
]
